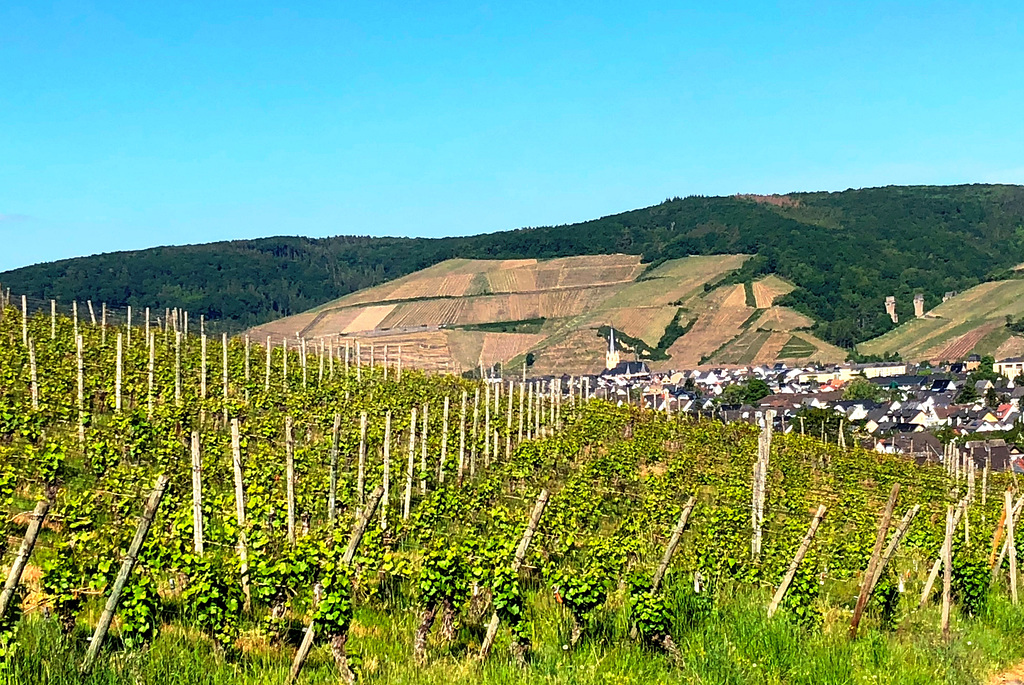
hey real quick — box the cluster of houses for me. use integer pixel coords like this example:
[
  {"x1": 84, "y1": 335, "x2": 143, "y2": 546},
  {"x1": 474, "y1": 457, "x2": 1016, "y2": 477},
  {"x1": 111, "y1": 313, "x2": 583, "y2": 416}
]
[{"x1": 533, "y1": 334, "x2": 1024, "y2": 472}]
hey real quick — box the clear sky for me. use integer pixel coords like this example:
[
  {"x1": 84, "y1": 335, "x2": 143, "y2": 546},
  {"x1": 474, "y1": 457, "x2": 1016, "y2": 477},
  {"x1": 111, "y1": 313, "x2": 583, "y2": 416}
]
[{"x1": 2, "y1": 1, "x2": 1022, "y2": 272}]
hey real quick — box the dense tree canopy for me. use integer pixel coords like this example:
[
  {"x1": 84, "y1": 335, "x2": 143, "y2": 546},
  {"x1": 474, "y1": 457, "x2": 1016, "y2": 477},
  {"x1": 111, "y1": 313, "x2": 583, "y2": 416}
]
[{"x1": 4, "y1": 184, "x2": 1024, "y2": 345}]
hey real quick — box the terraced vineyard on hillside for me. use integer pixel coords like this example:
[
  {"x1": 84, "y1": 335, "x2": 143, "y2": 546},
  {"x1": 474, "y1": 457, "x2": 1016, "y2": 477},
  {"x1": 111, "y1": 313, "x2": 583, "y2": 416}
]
[
  {"x1": 250, "y1": 254, "x2": 844, "y2": 374},
  {"x1": 858, "y1": 279, "x2": 1024, "y2": 362}
]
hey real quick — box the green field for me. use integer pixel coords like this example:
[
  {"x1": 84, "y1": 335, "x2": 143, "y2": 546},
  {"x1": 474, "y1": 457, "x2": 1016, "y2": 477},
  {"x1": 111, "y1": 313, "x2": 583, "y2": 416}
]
[{"x1": 779, "y1": 334, "x2": 818, "y2": 358}]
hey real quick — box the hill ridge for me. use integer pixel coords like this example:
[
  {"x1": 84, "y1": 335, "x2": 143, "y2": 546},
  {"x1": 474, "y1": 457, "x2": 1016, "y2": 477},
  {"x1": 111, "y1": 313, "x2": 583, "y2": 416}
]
[{"x1": 5, "y1": 184, "x2": 1024, "y2": 349}]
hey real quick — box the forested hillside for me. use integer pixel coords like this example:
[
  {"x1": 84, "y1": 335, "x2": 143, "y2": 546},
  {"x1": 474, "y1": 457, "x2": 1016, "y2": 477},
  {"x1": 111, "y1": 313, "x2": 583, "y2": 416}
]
[{"x1": 5, "y1": 184, "x2": 1024, "y2": 346}]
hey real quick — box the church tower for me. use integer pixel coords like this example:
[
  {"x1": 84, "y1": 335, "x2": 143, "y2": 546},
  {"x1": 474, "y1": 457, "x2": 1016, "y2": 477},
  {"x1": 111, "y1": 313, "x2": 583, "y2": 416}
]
[{"x1": 606, "y1": 328, "x2": 621, "y2": 370}]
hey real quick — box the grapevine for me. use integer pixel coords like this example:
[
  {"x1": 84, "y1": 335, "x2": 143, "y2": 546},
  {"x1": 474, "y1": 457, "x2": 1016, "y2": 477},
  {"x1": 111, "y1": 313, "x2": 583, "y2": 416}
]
[{"x1": 0, "y1": 299, "x2": 1018, "y2": 684}]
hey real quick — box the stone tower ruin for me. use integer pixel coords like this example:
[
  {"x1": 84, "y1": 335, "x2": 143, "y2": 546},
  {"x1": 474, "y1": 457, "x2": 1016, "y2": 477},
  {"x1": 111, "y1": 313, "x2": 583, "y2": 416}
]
[{"x1": 885, "y1": 296, "x2": 898, "y2": 324}]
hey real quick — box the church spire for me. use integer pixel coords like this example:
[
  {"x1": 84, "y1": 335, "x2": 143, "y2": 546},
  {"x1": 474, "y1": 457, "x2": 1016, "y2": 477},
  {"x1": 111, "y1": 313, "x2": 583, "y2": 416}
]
[{"x1": 605, "y1": 328, "x2": 621, "y2": 370}]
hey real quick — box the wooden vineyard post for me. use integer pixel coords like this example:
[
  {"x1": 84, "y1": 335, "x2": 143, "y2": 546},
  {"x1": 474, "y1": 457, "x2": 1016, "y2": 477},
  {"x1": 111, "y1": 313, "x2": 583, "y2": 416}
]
[
  {"x1": 868, "y1": 504, "x2": 921, "y2": 594},
  {"x1": 286, "y1": 416, "x2": 296, "y2": 545},
  {"x1": 76, "y1": 334, "x2": 85, "y2": 444},
  {"x1": 191, "y1": 431, "x2": 204, "y2": 555},
  {"x1": 383, "y1": 344, "x2": 389, "y2": 380},
  {"x1": 318, "y1": 340, "x2": 325, "y2": 385},
  {"x1": 115, "y1": 332, "x2": 123, "y2": 413},
  {"x1": 200, "y1": 334, "x2": 207, "y2": 399},
  {"x1": 550, "y1": 380, "x2": 556, "y2": 427},
  {"x1": 458, "y1": 390, "x2": 468, "y2": 483},
  {"x1": 942, "y1": 504, "x2": 954, "y2": 640},
  {"x1": 357, "y1": 412, "x2": 367, "y2": 517},
  {"x1": 20, "y1": 294, "x2": 27, "y2": 347},
  {"x1": 526, "y1": 382, "x2": 533, "y2": 440},
  {"x1": 397, "y1": 344, "x2": 402, "y2": 381},
  {"x1": 518, "y1": 380, "x2": 525, "y2": 443},
  {"x1": 752, "y1": 455, "x2": 765, "y2": 560},
  {"x1": 654, "y1": 498, "x2": 697, "y2": 589},
  {"x1": 438, "y1": 395, "x2": 450, "y2": 483},
  {"x1": 628, "y1": 497, "x2": 697, "y2": 640},
  {"x1": 479, "y1": 489, "x2": 550, "y2": 661},
  {"x1": 355, "y1": 341, "x2": 361, "y2": 382},
  {"x1": 404, "y1": 407, "x2": 417, "y2": 519},
  {"x1": 230, "y1": 419, "x2": 251, "y2": 613},
  {"x1": 72, "y1": 301, "x2": 78, "y2": 340},
  {"x1": 505, "y1": 380, "x2": 513, "y2": 461},
  {"x1": 126, "y1": 305, "x2": 132, "y2": 348},
  {"x1": 81, "y1": 475, "x2": 170, "y2": 673},
  {"x1": 244, "y1": 334, "x2": 251, "y2": 387},
  {"x1": 28, "y1": 339, "x2": 38, "y2": 410},
  {"x1": 50, "y1": 299, "x2": 56, "y2": 339},
  {"x1": 282, "y1": 339, "x2": 289, "y2": 392},
  {"x1": 993, "y1": 496, "x2": 1024, "y2": 579},
  {"x1": 557, "y1": 376, "x2": 565, "y2": 430},
  {"x1": 222, "y1": 332, "x2": 230, "y2": 423},
  {"x1": 983, "y1": 457, "x2": 990, "y2": 508},
  {"x1": 382, "y1": 412, "x2": 392, "y2": 531},
  {"x1": 147, "y1": 331, "x2": 155, "y2": 418},
  {"x1": 768, "y1": 504, "x2": 827, "y2": 618},
  {"x1": 287, "y1": 487, "x2": 384, "y2": 685},
  {"x1": 536, "y1": 382, "x2": 542, "y2": 436},
  {"x1": 88, "y1": 300, "x2": 97, "y2": 326},
  {"x1": 967, "y1": 460, "x2": 976, "y2": 506},
  {"x1": 174, "y1": 331, "x2": 182, "y2": 406},
  {"x1": 301, "y1": 338, "x2": 308, "y2": 388},
  {"x1": 471, "y1": 387, "x2": 480, "y2": 477},
  {"x1": 0, "y1": 500, "x2": 50, "y2": 621},
  {"x1": 920, "y1": 501, "x2": 966, "y2": 608},
  {"x1": 752, "y1": 411, "x2": 773, "y2": 561},
  {"x1": 484, "y1": 383, "x2": 491, "y2": 469},
  {"x1": 1008, "y1": 490, "x2": 1018, "y2": 604},
  {"x1": 145, "y1": 306, "x2": 150, "y2": 342},
  {"x1": 849, "y1": 482, "x2": 900, "y2": 639},
  {"x1": 420, "y1": 403, "x2": 429, "y2": 492},
  {"x1": 265, "y1": 336, "x2": 272, "y2": 392},
  {"x1": 530, "y1": 382, "x2": 537, "y2": 438},
  {"x1": 328, "y1": 413, "x2": 341, "y2": 526}
]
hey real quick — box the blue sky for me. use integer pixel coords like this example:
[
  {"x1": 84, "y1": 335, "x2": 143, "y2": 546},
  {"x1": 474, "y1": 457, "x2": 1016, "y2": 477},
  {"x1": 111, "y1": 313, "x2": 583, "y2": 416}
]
[{"x1": 1, "y1": 1, "x2": 1022, "y2": 271}]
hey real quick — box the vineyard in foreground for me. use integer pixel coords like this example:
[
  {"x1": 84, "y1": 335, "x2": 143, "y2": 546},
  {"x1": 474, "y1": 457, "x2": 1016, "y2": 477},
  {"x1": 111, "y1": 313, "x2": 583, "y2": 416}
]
[{"x1": 2, "y1": 302, "x2": 1024, "y2": 684}]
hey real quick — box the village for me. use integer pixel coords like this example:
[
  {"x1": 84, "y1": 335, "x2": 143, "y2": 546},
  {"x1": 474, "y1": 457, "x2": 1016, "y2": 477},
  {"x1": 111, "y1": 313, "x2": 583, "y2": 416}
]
[{"x1": 516, "y1": 329, "x2": 1024, "y2": 474}]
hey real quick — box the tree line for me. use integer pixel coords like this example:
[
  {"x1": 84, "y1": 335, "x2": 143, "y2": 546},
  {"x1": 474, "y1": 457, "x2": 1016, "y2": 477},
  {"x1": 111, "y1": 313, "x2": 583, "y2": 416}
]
[{"x1": 4, "y1": 184, "x2": 1024, "y2": 345}]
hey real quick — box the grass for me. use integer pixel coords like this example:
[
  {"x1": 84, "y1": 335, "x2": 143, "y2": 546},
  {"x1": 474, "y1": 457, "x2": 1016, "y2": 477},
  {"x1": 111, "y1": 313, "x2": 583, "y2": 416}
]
[
  {"x1": 602, "y1": 255, "x2": 749, "y2": 309},
  {"x1": 779, "y1": 334, "x2": 818, "y2": 359},
  {"x1": 744, "y1": 281, "x2": 757, "y2": 308},
  {"x1": 859, "y1": 280, "x2": 1024, "y2": 360},
  {"x1": 456, "y1": 318, "x2": 547, "y2": 334},
  {"x1": 973, "y1": 326, "x2": 1012, "y2": 358},
  {"x1": 729, "y1": 330, "x2": 773, "y2": 365},
  {"x1": 6, "y1": 582, "x2": 1024, "y2": 684}
]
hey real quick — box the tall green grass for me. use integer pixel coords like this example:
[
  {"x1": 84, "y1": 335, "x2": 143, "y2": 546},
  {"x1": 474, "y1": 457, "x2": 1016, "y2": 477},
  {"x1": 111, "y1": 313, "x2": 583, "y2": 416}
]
[{"x1": 4, "y1": 578, "x2": 1024, "y2": 684}]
